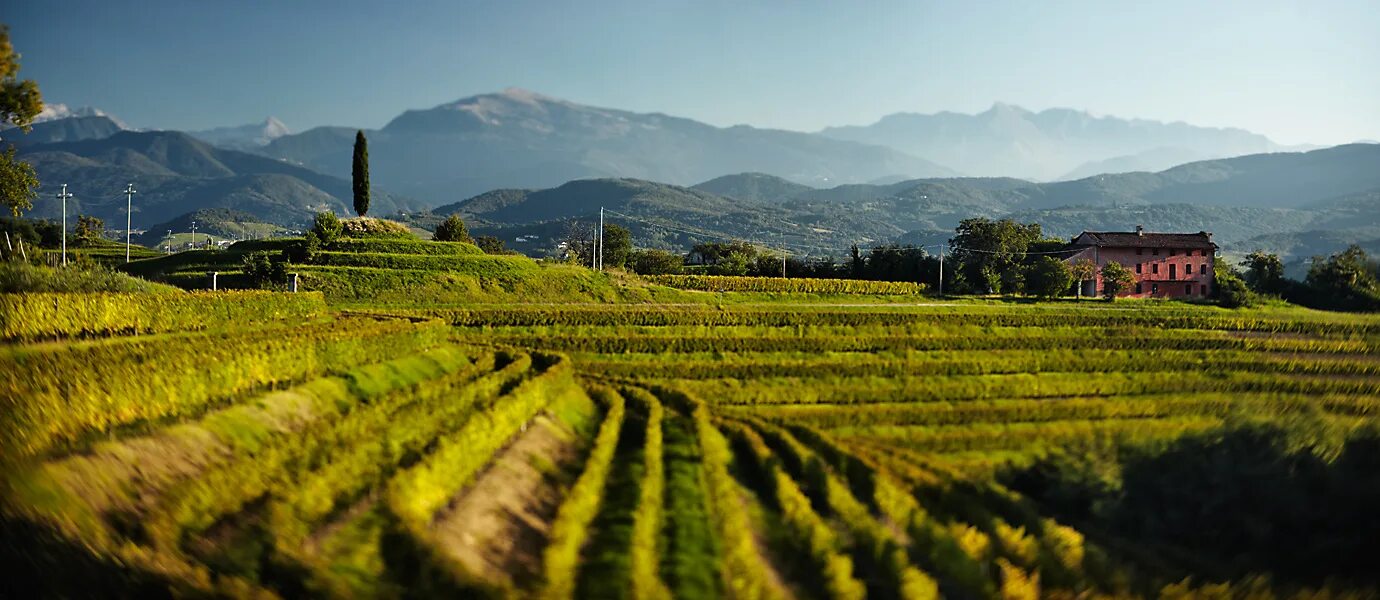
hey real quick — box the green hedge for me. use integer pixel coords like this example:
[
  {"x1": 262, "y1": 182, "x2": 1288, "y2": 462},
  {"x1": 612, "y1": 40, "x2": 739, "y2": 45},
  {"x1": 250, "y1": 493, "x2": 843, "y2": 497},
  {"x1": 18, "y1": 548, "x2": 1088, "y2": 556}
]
[
  {"x1": 0, "y1": 290, "x2": 327, "y2": 340},
  {"x1": 327, "y1": 238, "x2": 484, "y2": 256},
  {"x1": 312, "y1": 252, "x2": 537, "y2": 276}
]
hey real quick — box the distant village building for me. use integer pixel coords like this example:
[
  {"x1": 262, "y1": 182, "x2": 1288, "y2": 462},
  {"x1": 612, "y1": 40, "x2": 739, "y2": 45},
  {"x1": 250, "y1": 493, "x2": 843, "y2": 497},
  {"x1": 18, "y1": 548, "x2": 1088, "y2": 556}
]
[{"x1": 1065, "y1": 226, "x2": 1216, "y2": 298}]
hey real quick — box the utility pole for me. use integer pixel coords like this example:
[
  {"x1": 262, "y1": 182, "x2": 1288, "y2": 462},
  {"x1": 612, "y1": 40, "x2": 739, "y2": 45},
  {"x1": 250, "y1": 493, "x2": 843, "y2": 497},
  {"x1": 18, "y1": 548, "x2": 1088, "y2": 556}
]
[
  {"x1": 781, "y1": 256, "x2": 787, "y2": 277},
  {"x1": 598, "y1": 207, "x2": 604, "y2": 270},
  {"x1": 123, "y1": 183, "x2": 137, "y2": 263},
  {"x1": 57, "y1": 184, "x2": 73, "y2": 266},
  {"x1": 191, "y1": 220, "x2": 197, "y2": 250},
  {"x1": 938, "y1": 244, "x2": 945, "y2": 296},
  {"x1": 166, "y1": 230, "x2": 172, "y2": 255}
]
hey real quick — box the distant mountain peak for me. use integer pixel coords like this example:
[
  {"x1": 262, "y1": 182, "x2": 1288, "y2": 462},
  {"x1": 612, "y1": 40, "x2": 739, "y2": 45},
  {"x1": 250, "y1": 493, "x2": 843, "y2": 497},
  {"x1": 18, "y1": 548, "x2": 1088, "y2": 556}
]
[
  {"x1": 189, "y1": 117, "x2": 292, "y2": 150},
  {"x1": 31, "y1": 103, "x2": 129, "y2": 129}
]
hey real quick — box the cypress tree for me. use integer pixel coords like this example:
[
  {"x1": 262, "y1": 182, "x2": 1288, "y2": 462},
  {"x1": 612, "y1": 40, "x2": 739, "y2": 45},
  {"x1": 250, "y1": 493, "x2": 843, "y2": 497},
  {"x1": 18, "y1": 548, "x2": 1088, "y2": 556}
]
[{"x1": 352, "y1": 130, "x2": 370, "y2": 216}]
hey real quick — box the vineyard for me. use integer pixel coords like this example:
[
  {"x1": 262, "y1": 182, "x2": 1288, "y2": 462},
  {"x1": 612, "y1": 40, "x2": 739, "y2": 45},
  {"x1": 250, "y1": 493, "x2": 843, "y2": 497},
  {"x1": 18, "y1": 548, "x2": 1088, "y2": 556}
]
[{"x1": 4, "y1": 291, "x2": 1380, "y2": 598}]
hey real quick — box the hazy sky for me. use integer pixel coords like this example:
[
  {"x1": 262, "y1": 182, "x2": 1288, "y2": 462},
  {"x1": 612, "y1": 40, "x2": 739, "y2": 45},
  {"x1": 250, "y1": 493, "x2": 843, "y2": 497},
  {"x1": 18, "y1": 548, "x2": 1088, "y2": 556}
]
[{"x1": 9, "y1": 0, "x2": 1379, "y2": 145}]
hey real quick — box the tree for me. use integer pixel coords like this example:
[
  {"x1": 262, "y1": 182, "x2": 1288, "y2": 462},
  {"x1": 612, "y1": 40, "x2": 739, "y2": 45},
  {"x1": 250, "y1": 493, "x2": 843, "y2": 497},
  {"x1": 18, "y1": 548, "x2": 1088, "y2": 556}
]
[
  {"x1": 1, "y1": 25, "x2": 44, "y2": 216},
  {"x1": 1215, "y1": 256, "x2": 1256, "y2": 308},
  {"x1": 1100, "y1": 261, "x2": 1134, "y2": 300},
  {"x1": 433, "y1": 214, "x2": 472, "y2": 243},
  {"x1": 1025, "y1": 256, "x2": 1074, "y2": 299},
  {"x1": 73, "y1": 215, "x2": 104, "y2": 246},
  {"x1": 949, "y1": 218, "x2": 1043, "y2": 294},
  {"x1": 352, "y1": 130, "x2": 369, "y2": 217},
  {"x1": 601, "y1": 223, "x2": 631, "y2": 269},
  {"x1": 311, "y1": 211, "x2": 342, "y2": 245},
  {"x1": 243, "y1": 251, "x2": 287, "y2": 288},
  {"x1": 1304, "y1": 245, "x2": 1380, "y2": 311},
  {"x1": 849, "y1": 244, "x2": 865, "y2": 278},
  {"x1": 630, "y1": 249, "x2": 683, "y2": 275},
  {"x1": 709, "y1": 252, "x2": 751, "y2": 276},
  {"x1": 1070, "y1": 259, "x2": 1097, "y2": 298},
  {"x1": 474, "y1": 235, "x2": 507, "y2": 254},
  {"x1": 1242, "y1": 251, "x2": 1286, "y2": 295}
]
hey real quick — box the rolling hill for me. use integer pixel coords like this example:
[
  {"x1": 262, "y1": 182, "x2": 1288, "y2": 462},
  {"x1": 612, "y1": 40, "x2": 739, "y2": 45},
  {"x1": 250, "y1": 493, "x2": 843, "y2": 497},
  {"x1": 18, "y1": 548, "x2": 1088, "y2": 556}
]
[{"x1": 18, "y1": 130, "x2": 417, "y2": 228}]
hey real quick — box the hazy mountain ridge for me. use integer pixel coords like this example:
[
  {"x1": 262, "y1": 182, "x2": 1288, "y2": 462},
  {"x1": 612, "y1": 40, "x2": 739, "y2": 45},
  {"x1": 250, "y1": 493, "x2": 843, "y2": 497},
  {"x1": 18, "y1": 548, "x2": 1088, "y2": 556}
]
[
  {"x1": 19, "y1": 130, "x2": 416, "y2": 228},
  {"x1": 821, "y1": 103, "x2": 1280, "y2": 181},
  {"x1": 190, "y1": 117, "x2": 291, "y2": 150},
  {"x1": 262, "y1": 88, "x2": 959, "y2": 204}
]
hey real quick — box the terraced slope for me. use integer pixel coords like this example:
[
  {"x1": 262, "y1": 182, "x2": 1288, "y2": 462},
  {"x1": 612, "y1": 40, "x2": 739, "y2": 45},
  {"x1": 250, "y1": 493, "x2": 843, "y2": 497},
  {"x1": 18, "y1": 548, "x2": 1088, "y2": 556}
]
[{"x1": 4, "y1": 298, "x2": 1380, "y2": 597}]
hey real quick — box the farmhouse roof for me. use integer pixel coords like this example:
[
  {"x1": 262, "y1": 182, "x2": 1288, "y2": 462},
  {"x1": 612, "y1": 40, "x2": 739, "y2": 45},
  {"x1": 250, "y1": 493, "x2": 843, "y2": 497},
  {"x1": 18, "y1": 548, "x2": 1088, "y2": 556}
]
[{"x1": 1071, "y1": 226, "x2": 1216, "y2": 250}]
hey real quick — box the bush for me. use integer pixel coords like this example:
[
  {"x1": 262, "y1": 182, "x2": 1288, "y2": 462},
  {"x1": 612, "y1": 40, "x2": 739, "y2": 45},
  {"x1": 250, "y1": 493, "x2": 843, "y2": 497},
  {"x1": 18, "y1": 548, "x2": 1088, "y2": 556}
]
[
  {"x1": 312, "y1": 212, "x2": 344, "y2": 245},
  {"x1": 629, "y1": 249, "x2": 684, "y2": 275},
  {"x1": 1216, "y1": 275, "x2": 1254, "y2": 308},
  {"x1": 242, "y1": 251, "x2": 288, "y2": 288},
  {"x1": 1025, "y1": 257, "x2": 1074, "y2": 299},
  {"x1": 433, "y1": 214, "x2": 473, "y2": 243},
  {"x1": 474, "y1": 235, "x2": 508, "y2": 254},
  {"x1": 341, "y1": 217, "x2": 413, "y2": 239},
  {"x1": 1100, "y1": 262, "x2": 1134, "y2": 300}
]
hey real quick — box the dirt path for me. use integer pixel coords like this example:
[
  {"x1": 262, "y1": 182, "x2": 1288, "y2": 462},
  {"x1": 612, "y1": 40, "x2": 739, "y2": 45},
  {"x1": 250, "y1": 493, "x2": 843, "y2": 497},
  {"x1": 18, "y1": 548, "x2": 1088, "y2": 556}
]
[{"x1": 429, "y1": 413, "x2": 582, "y2": 590}]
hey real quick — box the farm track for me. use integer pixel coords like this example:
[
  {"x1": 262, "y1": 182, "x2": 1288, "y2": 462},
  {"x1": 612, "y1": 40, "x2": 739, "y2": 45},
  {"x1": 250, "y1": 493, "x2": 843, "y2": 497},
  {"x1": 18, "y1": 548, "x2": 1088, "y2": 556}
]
[{"x1": 5, "y1": 293, "x2": 1380, "y2": 598}]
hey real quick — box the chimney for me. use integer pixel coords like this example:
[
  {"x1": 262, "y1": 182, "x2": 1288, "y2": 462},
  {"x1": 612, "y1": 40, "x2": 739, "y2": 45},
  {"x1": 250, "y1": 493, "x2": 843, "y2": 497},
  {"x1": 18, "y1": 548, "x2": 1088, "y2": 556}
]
[{"x1": 1135, "y1": 225, "x2": 1144, "y2": 236}]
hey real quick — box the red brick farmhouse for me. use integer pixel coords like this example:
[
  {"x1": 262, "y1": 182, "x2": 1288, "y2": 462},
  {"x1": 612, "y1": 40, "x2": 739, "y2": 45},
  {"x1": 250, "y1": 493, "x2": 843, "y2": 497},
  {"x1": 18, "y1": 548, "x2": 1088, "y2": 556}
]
[{"x1": 1065, "y1": 226, "x2": 1217, "y2": 298}]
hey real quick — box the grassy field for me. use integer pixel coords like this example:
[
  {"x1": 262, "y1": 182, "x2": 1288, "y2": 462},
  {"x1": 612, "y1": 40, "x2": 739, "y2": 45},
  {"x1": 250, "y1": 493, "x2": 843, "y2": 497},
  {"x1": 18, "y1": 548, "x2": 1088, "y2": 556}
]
[{"x1": 3, "y1": 237, "x2": 1380, "y2": 598}]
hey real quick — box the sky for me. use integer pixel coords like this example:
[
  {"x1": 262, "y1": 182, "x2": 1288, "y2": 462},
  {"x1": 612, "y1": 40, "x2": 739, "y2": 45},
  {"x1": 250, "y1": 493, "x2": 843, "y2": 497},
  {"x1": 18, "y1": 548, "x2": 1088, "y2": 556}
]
[{"x1": 9, "y1": 0, "x2": 1380, "y2": 146}]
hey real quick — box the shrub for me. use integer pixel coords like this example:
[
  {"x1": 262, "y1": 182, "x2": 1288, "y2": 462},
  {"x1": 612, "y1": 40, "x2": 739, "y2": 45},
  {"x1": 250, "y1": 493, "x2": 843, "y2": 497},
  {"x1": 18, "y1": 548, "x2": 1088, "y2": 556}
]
[
  {"x1": 1025, "y1": 257, "x2": 1074, "y2": 299},
  {"x1": 242, "y1": 251, "x2": 288, "y2": 288},
  {"x1": 312, "y1": 212, "x2": 343, "y2": 245},
  {"x1": 433, "y1": 214, "x2": 473, "y2": 243},
  {"x1": 475, "y1": 235, "x2": 508, "y2": 254},
  {"x1": 73, "y1": 215, "x2": 106, "y2": 246},
  {"x1": 1100, "y1": 262, "x2": 1134, "y2": 300},
  {"x1": 629, "y1": 249, "x2": 684, "y2": 275},
  {"x1": 1216, "y1": 275, "x2": 1254, "y2": 308},
  {"x1": 341, "y1": 217, "x2": 413, "y2": 239}
]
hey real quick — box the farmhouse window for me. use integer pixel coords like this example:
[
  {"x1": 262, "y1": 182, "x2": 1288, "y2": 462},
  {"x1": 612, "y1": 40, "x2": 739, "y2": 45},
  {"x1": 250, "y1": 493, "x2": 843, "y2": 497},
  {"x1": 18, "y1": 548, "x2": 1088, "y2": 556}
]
[
  {"x1": 1152, "y1": 249, "x2": 1159, "y2": 256},
  {"x1": 1152, "y1": 264, "x2": 1159, "y2": 274},
  {"x1": 1137, "y1": 248, "x2": 1143, "y2": 255},
  {"x1": 1186, "y1": 284, "x2": 1193, "y2": 295},
  {"x1": 1136, "y1": 263, "x2": 1142, "y2": 273},
  {"x1": 1136, "y1": 282, "x2": 1143, "y2": 294},
  {"x1": 1170, "y1": 249, "x2": 1176, "y2": 256},
  {"x1": 1200, "y1": 264, "x2": 1207, "y2": 275},
  {"x1": 1169, "y1": 264, "x2": 1177, "y2": 279}
]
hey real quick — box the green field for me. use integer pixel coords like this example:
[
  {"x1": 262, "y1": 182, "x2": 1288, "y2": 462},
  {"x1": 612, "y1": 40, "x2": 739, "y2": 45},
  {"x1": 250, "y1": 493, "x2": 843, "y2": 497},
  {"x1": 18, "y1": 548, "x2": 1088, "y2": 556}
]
[{"x1": 3, "y1": 236, "x2": 1380, "y2": 599}]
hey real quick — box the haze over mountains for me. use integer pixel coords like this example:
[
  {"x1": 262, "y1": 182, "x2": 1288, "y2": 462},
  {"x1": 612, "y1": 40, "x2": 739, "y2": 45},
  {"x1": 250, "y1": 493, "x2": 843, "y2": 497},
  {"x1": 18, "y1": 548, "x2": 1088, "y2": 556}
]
[
  {"x1": 10, "y1": 89, "x2": 1380, "y2": 263},
  {"x1": 820, "y1": 103, "x2": 1289, "y2": 181}
]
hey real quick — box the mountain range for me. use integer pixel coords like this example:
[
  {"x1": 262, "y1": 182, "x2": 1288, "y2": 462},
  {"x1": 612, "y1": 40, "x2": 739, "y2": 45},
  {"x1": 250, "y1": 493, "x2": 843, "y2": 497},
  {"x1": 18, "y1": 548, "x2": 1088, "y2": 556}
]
[
  {"x1": 18, "y1": 130, "x2": 414, "y2": 228},
  {"x1": 820, "y1": 103, "x2": 1288, "y2": 181},
  {"x1": 9, "y1": 91, "x2": 1380, "y2": 263}
]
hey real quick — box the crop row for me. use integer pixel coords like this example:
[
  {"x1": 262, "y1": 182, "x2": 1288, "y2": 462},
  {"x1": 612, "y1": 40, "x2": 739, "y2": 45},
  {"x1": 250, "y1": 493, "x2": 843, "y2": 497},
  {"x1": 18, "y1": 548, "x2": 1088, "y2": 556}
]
[
  {"x1": 325, "y1": 238, "x2": 484, "y2": 256},
  {"x1": 0, "y1": 290, "x2": 327, "y2": 340},
  {"x1": 3, "y1": 346, "x2": 505, "y2": 594},
  {"x1": 381, "y1": 353, "x2": 583, "y2": 596},
  {"x1": 644, "y1": 274, "x2": 926, "y2": 295},
  {"x1": 838, "y1": 416, "x2": 1224, "y2": 456},
  {"x1": 429, "y1": 305, "x2": 1380, "y2": 335},
  {"x1": 471, "y1": 330, "x2": 1373, "y2": 355},
  {"x1": 540, "y1": 386, "x2": 627, "y2": 600},
  {"x1": 312, "y1": 251, "x2": 538, "y2": 276},
  {"x1": 730, "y1": 392, "x2": 1380, "y2": 430},
  {"x1": 579, "y1": 349, "x2": 1380, "y2": 380},
  {"x1": 646, "y1": 371, "x2": 1380, "y2": 406},
  {"x1": 0, "y1": 315, "x2": 448, "y2": 462}
]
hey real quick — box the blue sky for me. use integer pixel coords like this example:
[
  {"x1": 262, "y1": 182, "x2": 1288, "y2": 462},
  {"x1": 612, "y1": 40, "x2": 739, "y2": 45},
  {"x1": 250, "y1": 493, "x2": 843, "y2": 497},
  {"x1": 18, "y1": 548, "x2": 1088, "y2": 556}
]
[{"x1": 9, "y1": 0, "x2": 1379, "y2": 145}]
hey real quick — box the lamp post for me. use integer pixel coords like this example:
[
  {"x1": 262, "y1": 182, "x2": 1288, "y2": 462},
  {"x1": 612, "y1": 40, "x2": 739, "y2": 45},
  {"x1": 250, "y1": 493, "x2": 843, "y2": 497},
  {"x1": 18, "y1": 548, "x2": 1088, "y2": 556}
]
[
  {"x1": 123, "y1": 183, "x2": 137, "y2": 262},
  {"x1": 57, "y1": 184, "x2": 74, "y2": 266}
]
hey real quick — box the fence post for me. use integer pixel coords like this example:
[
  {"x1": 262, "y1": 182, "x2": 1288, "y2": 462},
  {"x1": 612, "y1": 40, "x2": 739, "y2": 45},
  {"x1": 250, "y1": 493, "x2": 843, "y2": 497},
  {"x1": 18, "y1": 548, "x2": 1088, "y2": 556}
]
[
  {"x1": 211, "y1": 271, "x2": 218, "y2": 291},
  {"x1": 292, "y1": 273, "x2": 299, "y2": 293}
]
